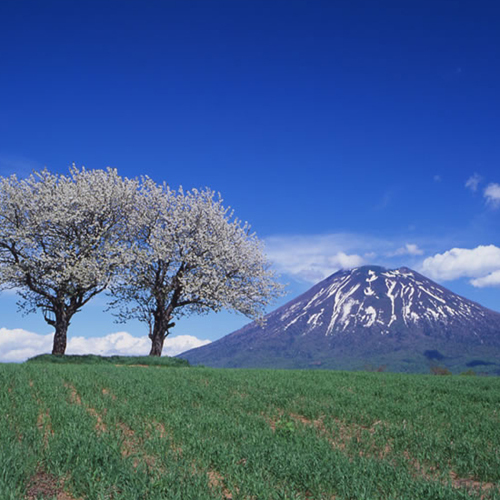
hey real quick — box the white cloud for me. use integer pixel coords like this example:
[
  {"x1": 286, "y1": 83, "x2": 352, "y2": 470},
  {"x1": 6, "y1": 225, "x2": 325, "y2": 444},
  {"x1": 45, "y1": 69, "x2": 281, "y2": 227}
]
[
  {"x1": 0, "y1": 328, "x2": 53, "y2": 363},
  {"x1": 484, "y1": 183, "x2": 500, "y2": 207},
  {"x1": 405, "y1": 243, "x2": 424, "y2": 255},
  {"x1": 162, "y1": 335, "x2": 211, "y2": 356},
  {"x1": 388, "y1": 243, "x2": 424, "y2": 257},
  {"x1": 470, "y1": 270, "x2": 500, "y2": 288},
  {"x1": 421, "y1": 245, "x2": 500, "y2": 281},
  {"x1": 0, "y1": 328, "x2": 211, "y2": 363},
  {"x1": 465, "y1": 173, "x2": 482, "y2": 192},
  {"x1": 265, "y1": 233, "x2": 432, "y2": 283},
  {"x1": 465, "y1": 175, "x2": 500, "y2": 206},
  {"x1": 264, "y1": 234, "x2": 366, "y2": 283}
]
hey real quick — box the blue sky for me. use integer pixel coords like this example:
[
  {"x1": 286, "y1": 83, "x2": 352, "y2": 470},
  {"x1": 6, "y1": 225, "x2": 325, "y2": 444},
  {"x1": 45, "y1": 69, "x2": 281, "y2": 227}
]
[{"x1": 0, "y1": 1, "x2": 499, "y2": 359}]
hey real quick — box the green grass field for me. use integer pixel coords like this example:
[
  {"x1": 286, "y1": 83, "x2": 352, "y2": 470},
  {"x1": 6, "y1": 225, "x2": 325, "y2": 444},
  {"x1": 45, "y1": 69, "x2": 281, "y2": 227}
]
[{"x1": 1, "y1": 359, "x2": 500, "y2": 499}]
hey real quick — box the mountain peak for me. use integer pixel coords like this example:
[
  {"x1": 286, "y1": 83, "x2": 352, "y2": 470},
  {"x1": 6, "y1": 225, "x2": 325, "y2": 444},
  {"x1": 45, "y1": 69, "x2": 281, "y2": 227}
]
[
  {"x1": 350, "y1": 264, "x2": 415, "y2": 276},
  {"x1": 352, "y1": 264, "x2": 388, "y2": 272}
]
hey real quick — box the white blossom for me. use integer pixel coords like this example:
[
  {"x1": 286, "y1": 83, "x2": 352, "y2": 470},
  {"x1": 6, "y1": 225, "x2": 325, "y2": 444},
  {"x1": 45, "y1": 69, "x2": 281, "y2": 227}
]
[
  {"x1": 0, "y1": 166, "x2": 139, "y2": 354},
  {"x1": 109, "y1": 180, "x2": 284, "y2": 355}
]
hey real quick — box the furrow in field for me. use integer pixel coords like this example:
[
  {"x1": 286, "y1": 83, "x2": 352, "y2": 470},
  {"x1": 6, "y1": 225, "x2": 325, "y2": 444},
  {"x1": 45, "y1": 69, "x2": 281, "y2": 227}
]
[
  {"x1": 268, "y1": 409, "x2": 392, "y2": 457},
  {"x1": 406, "y1": 455, "x2": 498, "y2": 498},
  {"x1": 64, "y1": 382, "x2": 107, "y2": 433},
  {"x1": 101, "y1": 387, "x2": 117, "y2": 400},
  {"x1": 206, "y1": 469, "x2": 235, "y2": 500},
  {"x1": 29, "y1": 379, "x2": 54, "y2": 449},
  {"x1": 449, "y1": 471, "x2": 496, "y2": 498},
  {"x1": 24, "y1": 469, "x2": 82, "y2": 500},
  {"x1": 189, "y1": 461, "x2": 239, "y2": 500},
  {"x1": 65, "y1": 380, "x2": 184, "y2": 478},
  {"x1": 116, "y1": 412, "x2": 237, "y2": 498},
  {"x1": 286, "y1": 411, "x2": 498, "y2": 498},
  {"x1": 36, "y1": 409, "x2": 54, "y2": 449},
  {"x1": 118, "y1": 420, "x2": 166, "y2": 470},
  {"x1": 148, "y1": 420, "x2": 183, "y2": 455}
]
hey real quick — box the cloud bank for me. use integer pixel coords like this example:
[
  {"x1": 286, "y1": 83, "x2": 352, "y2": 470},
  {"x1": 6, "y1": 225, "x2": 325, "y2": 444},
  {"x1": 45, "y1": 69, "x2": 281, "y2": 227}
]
[
  {"x1": 264, "y1": 233, "x2": 427, "y2": 283},
  {"x1": 421, "y1": 245, "x2": 500, "y2": 287},
  {"x1": 0, "y1": 329, "x2": 211, "y2": 363},
  {"x1": 264, "y1": 234, "x2": 366, "y2": 283}
]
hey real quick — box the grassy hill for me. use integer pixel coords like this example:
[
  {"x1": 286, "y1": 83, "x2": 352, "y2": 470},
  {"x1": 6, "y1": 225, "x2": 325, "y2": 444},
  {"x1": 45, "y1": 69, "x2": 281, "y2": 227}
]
[
  {"x1": 1, "y1": 360, "x2": 499, "y2": 499},
  {"x1": 26, "y1": 353, "x2": 189, "y2": 367}
]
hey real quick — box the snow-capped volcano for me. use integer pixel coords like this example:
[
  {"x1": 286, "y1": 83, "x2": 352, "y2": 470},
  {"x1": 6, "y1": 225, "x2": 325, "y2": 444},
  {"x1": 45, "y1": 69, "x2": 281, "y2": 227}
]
[
  {"x1": 180, "y1": 266, "x2": 500, "y2": 372},
  {"x1": 279, "y1": 265, "x2": 494, "y2": 339}
]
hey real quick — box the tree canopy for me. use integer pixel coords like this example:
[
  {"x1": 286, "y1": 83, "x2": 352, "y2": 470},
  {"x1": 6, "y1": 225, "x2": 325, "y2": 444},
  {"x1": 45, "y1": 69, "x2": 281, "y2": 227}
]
[
  {"x1": 109, "y1": 179, "x2": 284, "y2": 355},
  {"x1": 0, "y1": 166, "x2": 139, "y2": 354}
]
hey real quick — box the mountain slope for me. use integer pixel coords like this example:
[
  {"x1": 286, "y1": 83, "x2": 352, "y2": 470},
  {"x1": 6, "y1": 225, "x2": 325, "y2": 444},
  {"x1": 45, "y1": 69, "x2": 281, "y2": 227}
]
[{"x1": 180, "y1": 266, "x2": 500, "y2": 373}]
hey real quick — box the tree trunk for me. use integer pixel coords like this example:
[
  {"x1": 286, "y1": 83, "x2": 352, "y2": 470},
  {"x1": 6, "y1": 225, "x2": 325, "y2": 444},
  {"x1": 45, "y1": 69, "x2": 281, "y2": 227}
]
[
  {"x1": 149, "y1": 330, "x2": 165, "y2": 356},
  {"x1": 51, "y1": 310, "x2": 71, "y2": 356},
  {"x1": 149, "y1": 295, "x2": 178, "y2": 356},
  {"x1": 149, "y1": 317, "x2": 172, "y2": 356}
]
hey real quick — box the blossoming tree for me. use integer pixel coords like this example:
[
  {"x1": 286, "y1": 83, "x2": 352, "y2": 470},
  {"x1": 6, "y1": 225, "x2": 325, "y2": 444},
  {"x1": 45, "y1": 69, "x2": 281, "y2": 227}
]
[
  {"x1": 0, "y1": 167, "x2": 138, "y2": 355},
  {"x1": 110, "y1": 180, "x2": 283, "y2": 356}
]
